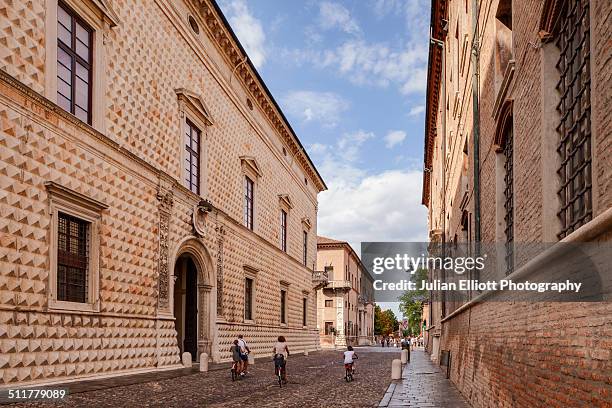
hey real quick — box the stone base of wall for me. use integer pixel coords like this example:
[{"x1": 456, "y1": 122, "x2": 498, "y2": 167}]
[
  {"x1": 215, "y1": 322, "x2": 320, "y2": 362},
  {"x1": 440, "y1": 302, "x2": 612, "y2": 408},
  {"x1": 0, "y1": 310, "x2": 181, "y2": 387}
]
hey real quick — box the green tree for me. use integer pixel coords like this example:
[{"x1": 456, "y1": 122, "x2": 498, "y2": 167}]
[
  {"x1": 374, "y1": 305, "x2": 399, "y2": 335},
  {"x1": 399, "y1": 268, "x2": 429, "y2": 335}
]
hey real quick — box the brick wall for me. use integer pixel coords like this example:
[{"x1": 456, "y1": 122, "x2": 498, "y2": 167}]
[{"x1": 425, "y1": 0, "x2": 612, "y2": 406}]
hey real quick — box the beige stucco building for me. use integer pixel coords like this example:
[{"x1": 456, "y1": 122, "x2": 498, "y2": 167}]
[
  {"x1": 0, "y1": 0, "x2": 327, "y2": 387},
  {"x1": 315, "y1": 237, "x2": 375, "y2": 347}
]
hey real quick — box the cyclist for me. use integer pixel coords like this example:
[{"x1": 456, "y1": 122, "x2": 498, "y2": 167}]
[
  {"x1": 343, "y1": 345, "x2": 358, "y2": 375},
  {"x1": 273, "y1": 336, "x2": 290, "y2": 384},
  {"x1": 237, "y1": 334, "x2": 250, "y2": 376},
  {"x1": 230, "y1": 340, "x2": 241, "y2": 377}
]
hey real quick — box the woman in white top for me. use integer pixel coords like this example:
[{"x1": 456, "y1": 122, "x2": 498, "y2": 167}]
[{"x1": 273, "y1": 336, "x2": 290, "y2": 383}]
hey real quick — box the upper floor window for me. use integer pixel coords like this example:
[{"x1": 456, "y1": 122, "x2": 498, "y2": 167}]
[
  {"x1": 184, "y1": 119, "x2": 201, "y2": 194},
  {"x1": 556, "y1": 0, "x2": 592, "y2": 238},
  {"x1": 302, "y1": 231, "x2": 308, "y2": 266},
  {"x1": 325, "y1": 299, "x2": 333, "y2": 307},
  {"x1": 502, "y1": 119, "x2": 514, "y2": 275},
  {"x1": 244, "y1": 176, "x2": 254, "y2": 230},
  {"x1": 57, "y1": 2, "x2": 93, "y2": 124},
  {"x1": 280, "y1": 210, "x2": 287, "y2": 252}
]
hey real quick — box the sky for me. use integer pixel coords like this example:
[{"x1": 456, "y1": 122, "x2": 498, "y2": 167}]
[{"x1": 217, "y1": 0, "x2": 431, "y2": 317}]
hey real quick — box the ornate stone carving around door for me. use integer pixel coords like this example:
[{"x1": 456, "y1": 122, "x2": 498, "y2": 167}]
[{"x1": 156, "y1": 190, "x2": 174, "y2": 310}]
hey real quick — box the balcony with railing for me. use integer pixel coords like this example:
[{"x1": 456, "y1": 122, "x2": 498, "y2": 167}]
[{"x1": 312, "y1": 270, "x2": 329, "y2": 289}]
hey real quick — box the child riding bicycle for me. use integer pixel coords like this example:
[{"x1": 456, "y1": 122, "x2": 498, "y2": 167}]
[{"x1": 343, "y1": 345, "x2": 358, "y2": 375}]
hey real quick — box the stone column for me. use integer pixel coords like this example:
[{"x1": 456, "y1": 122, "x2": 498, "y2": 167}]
[
  {"x1": 198, "y1": 284, "x2": 213, "y2": 358},
  {"x1": 335, "y1": 291, "x2": 346, "y2": 347}
]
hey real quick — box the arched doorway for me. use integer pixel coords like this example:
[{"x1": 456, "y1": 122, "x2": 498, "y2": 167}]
[{"x1": 173, "y1": 255, "x2": 199, "y2": 361}]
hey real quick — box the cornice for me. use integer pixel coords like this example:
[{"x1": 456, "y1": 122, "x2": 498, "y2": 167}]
[{"x1": 193, "y1": 0, "x2": 326, "y2": 192}]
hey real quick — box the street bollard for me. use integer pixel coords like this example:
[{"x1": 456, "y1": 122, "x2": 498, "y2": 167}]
[
  {"x1": 304, "y1": 350, "x2": 309, "y2": 356},
  {"x1": 182, "y1": 352, "x2": 192, "y2": 368},
  {"x1": 248, "y1": 354, "x2": 255, "y2": 365},
  {"x1": 391, "y1": 359, "x2": 402, "y2": 380},
  {"x1": 401, "y1": 349, "x2": 408, "y2": 364},
  {"x1": 199, "y1": 353, "x2": 208, "y2": 372}
]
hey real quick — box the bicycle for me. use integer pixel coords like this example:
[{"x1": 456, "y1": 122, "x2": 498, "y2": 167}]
[
  {"x1": 231, "y1": 361, "x2": 240, "y2": 381},
  {"x1": 344, "y1": 363, "x2": 354, "y2": 382},
  {"x1": 273, "y1": 354, "x2": 286, "y2": 387}
]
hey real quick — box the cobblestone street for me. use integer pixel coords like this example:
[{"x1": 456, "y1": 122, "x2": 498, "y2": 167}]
[{"x1": 10, "y1": 348, "x2": 399, "y2": 408}]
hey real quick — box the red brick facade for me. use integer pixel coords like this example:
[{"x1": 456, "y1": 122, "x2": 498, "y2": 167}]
[{"x1": 423, "y1": 0, "x2": 611, "y2": 406}]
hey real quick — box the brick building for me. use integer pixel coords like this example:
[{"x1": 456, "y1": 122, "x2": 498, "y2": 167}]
[
  {"x1": 316, "y1": 236, "x2": 375, "y2": 347},
  {"x1": 423, "y1": 0, "x2": 611, "y2": 406},
  {"x1": 0, "y1": 0, "x2": 327, "y2": 386}
]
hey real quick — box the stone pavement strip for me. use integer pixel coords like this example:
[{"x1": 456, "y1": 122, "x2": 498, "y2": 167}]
[{"x1": 378, "y1": 350, "x2": 470, "y2": 408}]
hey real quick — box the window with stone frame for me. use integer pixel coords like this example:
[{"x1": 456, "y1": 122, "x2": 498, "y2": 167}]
[
  {"x1": 244, "y1": 176, "x2": 254, "y2": 230},
  {"x1": 555, "y1": 0, "x2": 592, "y2": 238},
  {"x1": 57, "y1": 1, "x2": 93, "y2": 124},
  {"x1": 325, "y1": 299, "x2": 333, "y2": 307},
  {"x1": 46, "y1": 182, "x2": 106, "y2": 312},
  {"x1": 184, "y1": 119, "x2": 201, "y2": 194}
]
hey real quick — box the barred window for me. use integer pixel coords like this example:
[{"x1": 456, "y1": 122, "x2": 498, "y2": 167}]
[
  {"x1": 244, "y1": 277, "x2": 253, "y2": 321},
  {"x1": 57, "y1": 2, "x2": 93, "y2": 124},
  {"x1": 302, "y1": 231, "x2": 308, "y2": 266},
  {"x1": 184, "y1": 119, "x2": 201, "y2": 194},
  {"x1": 556, "y1": 0, "x2": 592, "y2": 238},
  {"x1": 502, "y1": 121, "x2": 514, "y2": 275},
  {"x1": 280, "y1": 289, "x2": 287, "y2": 324},
  {"x1": 280, "y1": 210, "x2": 287, "y2": 252},
  {"x1": 302, "y1": 298, "x2": 307, "y2": 326},
  {"x1": 244, "y1": 176, "x2": 254, "y2": 230},
  {"x1": 57, "y1": 212, "x2": 89, "y2": 303}
]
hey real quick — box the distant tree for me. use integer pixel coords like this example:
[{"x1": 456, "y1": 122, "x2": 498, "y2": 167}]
[
  {"x1": 399, "y1": 268, "x2": 429, "y2": 335},
  {"x1": 374, "y1": 305, "x2": 399, "y2": 336}
]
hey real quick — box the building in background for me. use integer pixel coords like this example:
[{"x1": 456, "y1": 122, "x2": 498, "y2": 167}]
[
  {"x1": 316, "y1": 236, "x2": 375, "y2": 347},
  {"x1": 0, "y1": 0, "x2": 326, "y2": 387},
  {"x1": 423, "y1": 0, "x2": 611, "y2": 406}
]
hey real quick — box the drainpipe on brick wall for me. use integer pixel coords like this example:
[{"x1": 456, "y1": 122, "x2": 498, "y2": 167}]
[{"x1": 471, "y1": 0, "x2": 482, "y2": 265}]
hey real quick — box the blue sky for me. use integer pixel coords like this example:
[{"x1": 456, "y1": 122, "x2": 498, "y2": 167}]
[{"x1": 218, "y1": 0, "x2": 431, "y2": 317}]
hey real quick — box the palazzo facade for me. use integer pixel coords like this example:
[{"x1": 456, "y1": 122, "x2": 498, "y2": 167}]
[
  {"x1": 0, "y1": 0, "x2": 326, "y2": 386},
  {"x1": 316, "y1": 237, "x2": 375, "y2": 348}
]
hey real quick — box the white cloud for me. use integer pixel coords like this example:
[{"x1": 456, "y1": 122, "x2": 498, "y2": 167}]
[
  {"x1": 220, "y1": 0, "x2": 267, "y2": 68},
  {"x1": 282, "y1": 39, "x2": 429, "y2": 95},
  {"x1": 308, "y1": 131, "x2": 427, "y2": 253},
  {"x1": 337, "y1": 130, "x2": 375, "y2": 161},
  {"x1": 408, "y1": 105, "x2": 425, "y2": 116},
  {"x1": 282, "y1": 91, "x2": 349, "y2": 127},
  {"x1": 384, "y1": 130, "x2": 406, "y2": 148},
  {"x1": 318, "y1": 2, "x2": 360, "y2": 34},
  {"x1": 317, "y1": 169, "x2": 428, "y2": 251}
]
